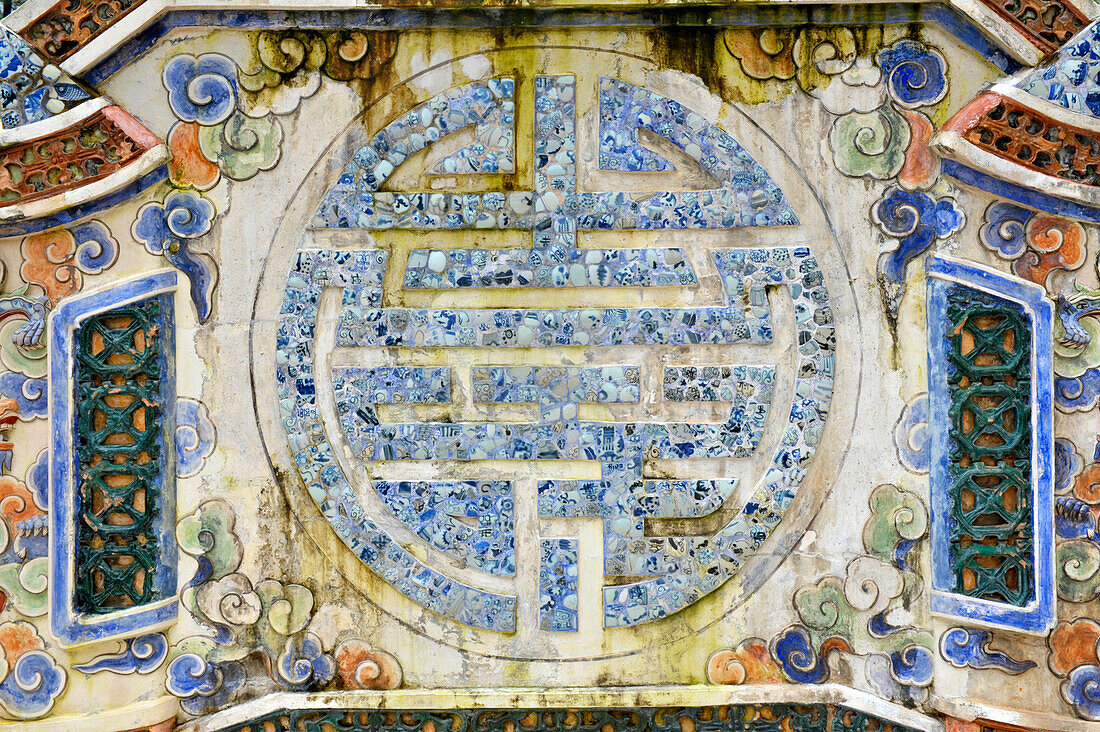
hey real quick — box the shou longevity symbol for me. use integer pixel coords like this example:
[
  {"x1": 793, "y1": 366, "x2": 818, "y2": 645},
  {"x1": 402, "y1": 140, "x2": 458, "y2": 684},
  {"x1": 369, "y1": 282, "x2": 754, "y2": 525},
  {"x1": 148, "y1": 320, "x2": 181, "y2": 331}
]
[{"x1": 277, "y1": 75, "x2": 835, "y2": 632}]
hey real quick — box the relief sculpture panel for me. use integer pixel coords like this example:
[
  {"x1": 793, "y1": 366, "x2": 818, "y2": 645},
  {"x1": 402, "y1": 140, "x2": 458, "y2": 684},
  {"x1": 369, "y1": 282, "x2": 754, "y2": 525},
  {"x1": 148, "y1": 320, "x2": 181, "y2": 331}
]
[{"x1": 0, "y1": 4, "x2": 1095, "y2": 731}]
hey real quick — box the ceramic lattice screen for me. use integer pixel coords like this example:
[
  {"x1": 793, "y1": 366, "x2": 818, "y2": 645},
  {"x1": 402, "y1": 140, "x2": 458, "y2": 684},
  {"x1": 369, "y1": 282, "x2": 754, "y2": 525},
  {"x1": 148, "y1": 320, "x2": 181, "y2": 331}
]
[
  {"x1": 74, "y1": 296, "x2": 164, "y2": 614},
  {"x1": 49, "y1": 271, "x2": 179, "y2": 647},
  {"x1": 926, "y1": 256, "x2": 1055, "y2": 633}
]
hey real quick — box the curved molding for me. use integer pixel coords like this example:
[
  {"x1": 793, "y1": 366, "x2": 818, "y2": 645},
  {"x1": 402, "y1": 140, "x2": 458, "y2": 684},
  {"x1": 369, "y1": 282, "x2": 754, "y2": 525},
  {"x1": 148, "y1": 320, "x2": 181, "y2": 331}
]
[
  {"x1": 0, "y1": 104, "x2": 167, "y2": 237},
  {"x1": 0, "y1": 97, "x2": 113, "y2": 148},
  {"x1": 10, "y1": 697, "x2": 177, "y2": 732},
  {"x1": 947, "y1": 0, "x2": 1095, "y2": 65},
  {"x1": 932, "y1": 695, "x2": 1100, "y2": 732},
  {"x1": 934, "y1": 89, "x2": 1100, "y2": 220},
  {"x1": 174, "y1": 684, "x2": 944, "y2": 732}
]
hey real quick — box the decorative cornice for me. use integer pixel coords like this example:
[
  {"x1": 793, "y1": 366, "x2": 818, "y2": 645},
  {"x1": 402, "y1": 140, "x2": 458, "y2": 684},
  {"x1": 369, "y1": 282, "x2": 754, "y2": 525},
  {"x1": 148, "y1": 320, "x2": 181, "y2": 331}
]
[
  {"x1": 20, "y1": 0, "x2": 148, "y2": 63},
  {"x1": 933, "y1": 15, "x2": 1100, "y2": 221},
  {"x1": 174, "y1": 685, "x2": 944, "y2": 732},
  {"x1": 0, "y1": 1, "x2": 1073, "y2": 85},
  {"x1": 0, "y1": 102, "x2": 167, "y2": 236},
  {"x1": 972, "y1": 0, "x2": 1089, "y2": 57}
]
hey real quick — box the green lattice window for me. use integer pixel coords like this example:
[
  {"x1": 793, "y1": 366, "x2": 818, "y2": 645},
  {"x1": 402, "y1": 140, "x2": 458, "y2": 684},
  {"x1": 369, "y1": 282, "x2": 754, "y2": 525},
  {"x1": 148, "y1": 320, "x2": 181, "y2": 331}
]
[
  {"x1": 74, "y1": 297, "x2": 164, "y2": 614},
  {"x1": 946, "y1": 286, "x2": 1033, "y2": 607}
]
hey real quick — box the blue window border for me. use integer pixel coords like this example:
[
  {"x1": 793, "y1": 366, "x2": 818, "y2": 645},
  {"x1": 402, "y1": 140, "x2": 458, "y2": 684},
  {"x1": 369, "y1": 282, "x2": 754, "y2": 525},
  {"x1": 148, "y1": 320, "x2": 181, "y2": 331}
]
[
  {"x1": 48, "y1": 270, "x2": 179, "y2": 647},
  {"x1": 926, "y1": 254, "x2": 1055, "y2": 633}
]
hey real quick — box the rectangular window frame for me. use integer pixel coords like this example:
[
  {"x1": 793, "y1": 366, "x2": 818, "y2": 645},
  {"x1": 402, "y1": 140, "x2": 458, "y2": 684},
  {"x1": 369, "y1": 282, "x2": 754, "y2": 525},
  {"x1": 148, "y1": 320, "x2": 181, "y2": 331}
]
[
  {"x1": 48, "y1": 270, "x2": 179, "y2": 648},
  {"x1": 926, "y1": 254, "x2": 1055, "y2": 633}
]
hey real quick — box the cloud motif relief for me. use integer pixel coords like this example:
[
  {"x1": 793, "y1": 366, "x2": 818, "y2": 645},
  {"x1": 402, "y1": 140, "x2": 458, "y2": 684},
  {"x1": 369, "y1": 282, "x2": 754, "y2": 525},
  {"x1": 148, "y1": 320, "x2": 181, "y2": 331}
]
[
  {"x1": 824, "y1": 39, "x2": 945, "y2": 189},
  {"x1": 165, "y1": 654, "x2": 245, "y2": 715},
  {"x1": 276, "y1": 634, "x2": 335, "y2": 690},
  {"x1": 1049, "y1": 618, "x2": 1100, "y2": 678},
  {"x1": 198, "y1": 112, "x2": 283, "y2": 181},
  {"x1": 168, "y1": 499, "x2": 340, "y2": 714},
  {"x1": 705, "y1": 637, "x2": 786, "y2": 685},
  {"x1": 0, "y1": 650, "x2": 66, "y2": 720},
  {"x1": 19, "y1": 219, "x2": 119, "y2": 302},
  {"x1": 163, "y1": 53, "x2": 239, "y2": 125},
  {"x1": 876, "y1": 39, "x2": 948, "y2": 109},
  {"x1": 980, "y1": 202, "x2": 1031, "y2": 260},
  {"x1": 74, "y1": 633, "x2": 169, "y2": 675},
  {"x1": 1056, "y1": 368, "x2": 1100, "y2": 412},
  {"x1": 709, "y1": 485, "x2": 932, "y2": 698},
  {"x1": 722, "y1": 29, "x2": 798, "y2": 82},
  {"x1": 333, "y1": 640, "x2": 402, "y2": 690},
  {"x1": 873, "y1": 187, "x2": 965, "y2": 285},
  {"x1": 155, "y1": 45, "x2": 316, "y2": 322},
  {"x1": 0, "y1": 374, "x2": 44, "y2": 421},
  {"x1": 176, "y1": 397, "x2": 216, "y2": 478},
  {"x1": 939, "y1": 627, "x2": 1036, "y2": 675},
  {"x1": 893, "y1": 393, "x2": 928, "y2": 474},
  {"x1": 1044, "y1": 617, "x2": 1100, "y2": 720},
  {"x1": 0, "y1": 622, "x2": 66, "y2": 720},
  {"x1": 1057, "y1": 537, "x2": 1100, "y2": 602},
  {"x1": 801, "y1": 38, "x2": 952, "y2": 320},
  {"x1": 889, "y1": 645, "x2": 934, "y2": 687},
  {"x1": 0, "y1": 560, "x2": 47, "y2": 619},
  {"x1": 828, "y1": 105, "x2": 910, "y2": 180},
  {"x1": 722, "y1": 27, "x2": 857, "y2": 93},
  {"x1": 1064, "y1": 664, "x2": 1100, "y2": 721},
  {"x1": 769, "y1": 625, "x2": 831, "y2": 684},
  {"x1": 979, "y1": 202, "x2": 1087, "y2": 288},
  {"x1": 898, "y1": 110, "x2": 939, "y2": 190},
  {"x1": 238, "y1": 30, "x2": 325, "y2": 117},
  {"x1": 132, "y1": 190, "x2": 219, "y2": 323},
  {"x1": 1057, "y1": 438, "x2": 1086, "y2": 494},
  {"x1": 815, "y1": 58, "x2": 885, "y2": 116}
]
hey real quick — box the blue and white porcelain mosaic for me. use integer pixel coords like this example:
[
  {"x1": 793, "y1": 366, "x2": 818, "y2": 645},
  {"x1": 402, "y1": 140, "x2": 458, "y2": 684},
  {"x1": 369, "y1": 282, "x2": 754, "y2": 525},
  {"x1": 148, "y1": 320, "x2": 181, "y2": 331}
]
[
  {"x1": 313, "y1": 76, "x2": 797, "y2": 233},
  {"x1": 1018, "y1": 17, "x2": 1100, "y2": 117},
  {"x1": 599, "y1": 78, "x2": 674, "y2": 172},
  {"x1": 371, "y1": 480, "x2": 515, "y2": 576},
  {"x1": 471, "y1": 366, "x2": 641, "y2": 414},
  {"x1": 332, "y1": 367, "x2": 450, "y2": 405},
  {"x1": 279, "y1": 76, "x2": 834, "y2": 631},
  {"x1": 0, "y1": 26, "x2": 90, "y2": 129},
  {"x1": 403, "y1": 247, "x2": 697, "y2": 289},
  {"x1": 281, "y1": 245, "x2": 833, "y2": 629},
  {"x1": 540, "y1": 539, "x2": 579, "y2": 632},
  {"x1": 430, "y1": 79, "x2": 514, "y2": 175},
  {"x1": 279, "y1": 251, "x2": 517, "y2": 632}
]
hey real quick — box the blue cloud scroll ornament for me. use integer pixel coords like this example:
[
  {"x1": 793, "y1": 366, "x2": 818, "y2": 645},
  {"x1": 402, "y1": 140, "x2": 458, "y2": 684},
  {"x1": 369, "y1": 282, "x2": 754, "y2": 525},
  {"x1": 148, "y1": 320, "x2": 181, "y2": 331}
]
[
  {"x1": 939, "y1": 626, "x2": 1035, "y2": 675},
  {"x1": 163, "y1": 54, "x2": 239, "y2": 125},
  {"x1": 74, "y1": 633, "x2": 169, "y2": 675},
  {"x1": 176, "y1": 398, "x2": 216, "y2": 478},
  {"x1": 874, "y1": 187, "x2": 965, "y2": 285},
  {"x1": 877, "y1": 40, "x2": 948, "y2": 109},
  {"x1": 132, "y1": 190, "x2": 219, "y2": 323}
]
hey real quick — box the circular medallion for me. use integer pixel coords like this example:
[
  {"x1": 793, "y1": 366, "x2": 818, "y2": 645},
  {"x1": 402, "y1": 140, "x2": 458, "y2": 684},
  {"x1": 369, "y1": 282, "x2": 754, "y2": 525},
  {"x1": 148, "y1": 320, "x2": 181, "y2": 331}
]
[{"x1": 252, "y1": 46, "x2": 859, "y2": 661}]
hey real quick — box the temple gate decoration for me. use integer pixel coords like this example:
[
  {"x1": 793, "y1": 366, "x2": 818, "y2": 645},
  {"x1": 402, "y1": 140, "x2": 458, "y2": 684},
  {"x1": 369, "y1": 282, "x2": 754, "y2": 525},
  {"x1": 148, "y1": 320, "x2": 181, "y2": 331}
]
[{"x1": 0, "y1": 0, "x2": 1098, "y2": 729}]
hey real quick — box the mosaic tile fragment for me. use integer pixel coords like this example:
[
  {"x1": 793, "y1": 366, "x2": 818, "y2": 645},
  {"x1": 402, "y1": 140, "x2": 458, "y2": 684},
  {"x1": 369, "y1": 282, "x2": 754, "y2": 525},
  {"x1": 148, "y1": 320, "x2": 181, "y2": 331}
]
[
  {"x1": 331, "y1": 367, "x2": 449, "y2": 405},
  {"x1": 277, "y1": 249, "x2": 517, "y2": 632},
  {"x1": 304, "y1": 246, "x2": 831, "y2": 628},
  {"x1": 430, "y1": 80, "x2": 515, "y2": 174},
  {"x1": 540, "y1": 539, "x2": 579, "y2": 632},
  {"x1": 372, "y1": 480, "x2": 515, "y2": 576}
]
